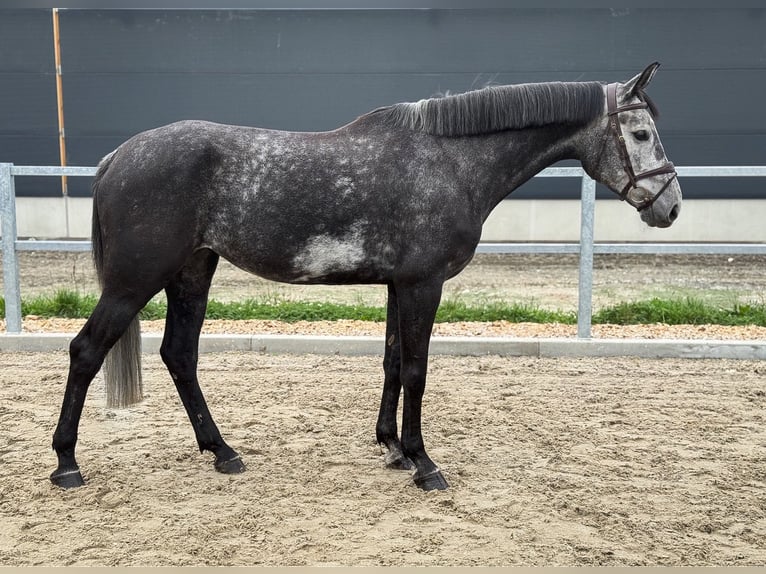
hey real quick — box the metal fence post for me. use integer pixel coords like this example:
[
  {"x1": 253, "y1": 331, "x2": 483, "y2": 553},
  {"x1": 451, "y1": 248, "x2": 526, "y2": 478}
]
[
  {"x1": 577, "y1": 175, "x2": 596, "y2": 339},
  {"x1": 0, "y1": 163, "x2": 22, "y2": 333}
]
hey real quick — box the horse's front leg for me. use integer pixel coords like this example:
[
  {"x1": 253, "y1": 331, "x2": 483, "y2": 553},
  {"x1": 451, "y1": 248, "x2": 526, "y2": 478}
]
[
  {"x1": 394, "y1": 278, "x2": 449, "y2": 491},
  {"x1": 376, "y1": 283, "x2": 413, "y2": 471}
]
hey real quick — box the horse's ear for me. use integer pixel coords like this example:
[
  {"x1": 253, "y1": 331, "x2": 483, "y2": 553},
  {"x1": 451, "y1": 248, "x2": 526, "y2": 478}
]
[{"x1": 622, "y1": 62, "x2": 661, "y2": 99}]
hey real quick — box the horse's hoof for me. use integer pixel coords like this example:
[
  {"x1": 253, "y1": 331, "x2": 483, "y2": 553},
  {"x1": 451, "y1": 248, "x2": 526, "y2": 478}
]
[
  {"x1": 413, "y1": 469, "x2": 449, "y2": 491},
  {"x1": 214, "y1": 455, "x2": 246, "y2": 474},
  {"x1": 50, "y1": 467, "x2": 85, "y2": 489},
  {"x1": 385, "y1": 451, "x2": 414, "y2": 471}
]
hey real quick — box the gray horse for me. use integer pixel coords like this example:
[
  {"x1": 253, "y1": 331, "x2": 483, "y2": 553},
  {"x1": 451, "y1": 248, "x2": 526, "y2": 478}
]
[{"x1": 51, "y1": 62, "x2": 681, "y2": 491}]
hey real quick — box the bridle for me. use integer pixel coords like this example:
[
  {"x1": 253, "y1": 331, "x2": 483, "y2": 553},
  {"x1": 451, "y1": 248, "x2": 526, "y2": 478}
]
[{"x1": 605, "y1": 82, "x2": 677, "y2": 211}]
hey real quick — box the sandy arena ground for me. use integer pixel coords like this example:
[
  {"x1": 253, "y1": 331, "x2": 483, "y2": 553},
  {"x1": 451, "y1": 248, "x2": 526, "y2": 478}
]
[
  {"x1": 1, "y1": 251, "x2": 765, "y2": 565},
  {"x1": 0, "y1": 352, "x2": 765, "y2": 566}
]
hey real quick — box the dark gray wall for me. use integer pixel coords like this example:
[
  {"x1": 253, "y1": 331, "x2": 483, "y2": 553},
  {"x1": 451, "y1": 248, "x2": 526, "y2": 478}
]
[{"x1": 2, "y1": 6, "x2": 764, "y2": 198}]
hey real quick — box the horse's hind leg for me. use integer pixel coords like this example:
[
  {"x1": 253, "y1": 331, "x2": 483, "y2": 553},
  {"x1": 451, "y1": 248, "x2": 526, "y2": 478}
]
[
  {"x1": 376, "y1": 283, "x2": 413, "y2": 470},
  {"x1": 160, "y1": 249, "x2": 245, "y2": 475},
  {"x1": 51, "y1": 293, "x2": 153, "y2": 488}
]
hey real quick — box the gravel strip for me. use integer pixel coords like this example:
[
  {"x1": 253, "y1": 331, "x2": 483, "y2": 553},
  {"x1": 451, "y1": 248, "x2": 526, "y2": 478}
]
[{"x1": 7, "y1": 317, "x2": 766, "y2": 341}]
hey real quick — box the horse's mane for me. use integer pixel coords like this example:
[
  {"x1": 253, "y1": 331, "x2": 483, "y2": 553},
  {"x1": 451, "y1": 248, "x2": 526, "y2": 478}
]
[{"x1": 370, "y1": 81, "x2": 605, "y2": 137}]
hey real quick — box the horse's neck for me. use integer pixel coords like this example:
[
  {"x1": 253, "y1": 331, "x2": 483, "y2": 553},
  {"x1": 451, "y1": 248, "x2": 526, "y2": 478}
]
[{"x1": 462, "y1": 124, "x2": 587, "y2": 221}]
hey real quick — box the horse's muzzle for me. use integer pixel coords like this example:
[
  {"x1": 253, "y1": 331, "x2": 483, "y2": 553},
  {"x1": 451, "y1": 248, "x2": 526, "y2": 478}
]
[{"x1": 640, "y1": 195, "x2": 681, "y2": 228}]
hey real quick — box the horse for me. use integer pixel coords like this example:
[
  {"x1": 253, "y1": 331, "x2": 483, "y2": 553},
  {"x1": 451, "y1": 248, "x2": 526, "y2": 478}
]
[{"x1": 50, "y1": 62, "x2": 681, "y2": 491}]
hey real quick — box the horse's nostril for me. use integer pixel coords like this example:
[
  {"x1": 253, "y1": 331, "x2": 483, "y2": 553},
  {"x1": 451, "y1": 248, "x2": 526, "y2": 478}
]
[{"x1": 669, "y1": 204, "x2": 680, "y2": 222}]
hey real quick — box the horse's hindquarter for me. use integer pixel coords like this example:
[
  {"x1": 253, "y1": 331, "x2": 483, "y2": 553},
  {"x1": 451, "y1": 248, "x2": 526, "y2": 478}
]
[{"x1": 203, "y1": 122, "x2": 483, "y2": 285}]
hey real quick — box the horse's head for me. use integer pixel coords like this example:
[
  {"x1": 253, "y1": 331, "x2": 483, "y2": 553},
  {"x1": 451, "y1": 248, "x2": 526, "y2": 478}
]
[{"x1": 584, "y1": 62, "x2": 682, "y2": 228}]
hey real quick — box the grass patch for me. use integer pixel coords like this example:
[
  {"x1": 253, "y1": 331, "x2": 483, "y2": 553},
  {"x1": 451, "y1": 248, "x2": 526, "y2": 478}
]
[
  {"x1": 592, "y1": 297, "x2": 766, "y2": 327},
  {"x1": 3, "y1": 289, "x2": 765, "y2": 327},
  {"x1": 435, "y1": 299, "x2": 574, "y2": 324},
  {"x1": 20, "y1": 290, "x2": 100, "y2": 319}
]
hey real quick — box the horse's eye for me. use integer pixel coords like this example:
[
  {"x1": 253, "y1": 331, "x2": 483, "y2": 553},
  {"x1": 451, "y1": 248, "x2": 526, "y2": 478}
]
[{"x1": 633, "y1": 130, "x2": 650, "y2": 142}]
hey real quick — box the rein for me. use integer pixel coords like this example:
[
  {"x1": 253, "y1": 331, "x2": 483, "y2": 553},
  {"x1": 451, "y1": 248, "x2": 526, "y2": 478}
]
[{"x1": 605, "y1": 82, "x2": 677, "y2": 211}]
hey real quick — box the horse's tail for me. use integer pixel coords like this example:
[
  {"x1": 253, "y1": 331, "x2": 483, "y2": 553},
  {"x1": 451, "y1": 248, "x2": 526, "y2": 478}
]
[{"x1": 92, "y1": 150, "x2": 144, "y2": 408}]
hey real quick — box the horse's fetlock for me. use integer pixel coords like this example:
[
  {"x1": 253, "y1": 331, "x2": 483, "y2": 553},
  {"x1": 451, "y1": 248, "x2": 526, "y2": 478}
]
[{"x1": 376, "y1": 426, "x2": 396, "y2": 445}]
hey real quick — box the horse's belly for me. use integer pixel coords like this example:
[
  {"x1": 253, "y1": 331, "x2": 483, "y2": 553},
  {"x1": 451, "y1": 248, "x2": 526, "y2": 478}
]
[
  {"x1": 220, "y1": 255, "x2": 387, "y2": 286},
  {"x1": 212, "y1": 234, "x2": 393, "y2": 286}
]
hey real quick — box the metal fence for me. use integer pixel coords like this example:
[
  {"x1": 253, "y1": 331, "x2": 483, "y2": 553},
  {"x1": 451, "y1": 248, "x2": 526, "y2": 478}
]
[{"x1": 2, "y1": 163, "x2": 766, "y2": 338}]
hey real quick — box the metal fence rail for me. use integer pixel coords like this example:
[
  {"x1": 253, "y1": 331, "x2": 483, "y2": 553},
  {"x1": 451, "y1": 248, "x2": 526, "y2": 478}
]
[{"x1": 2, "y1": 163, "x2": 766, "y2": 338}]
